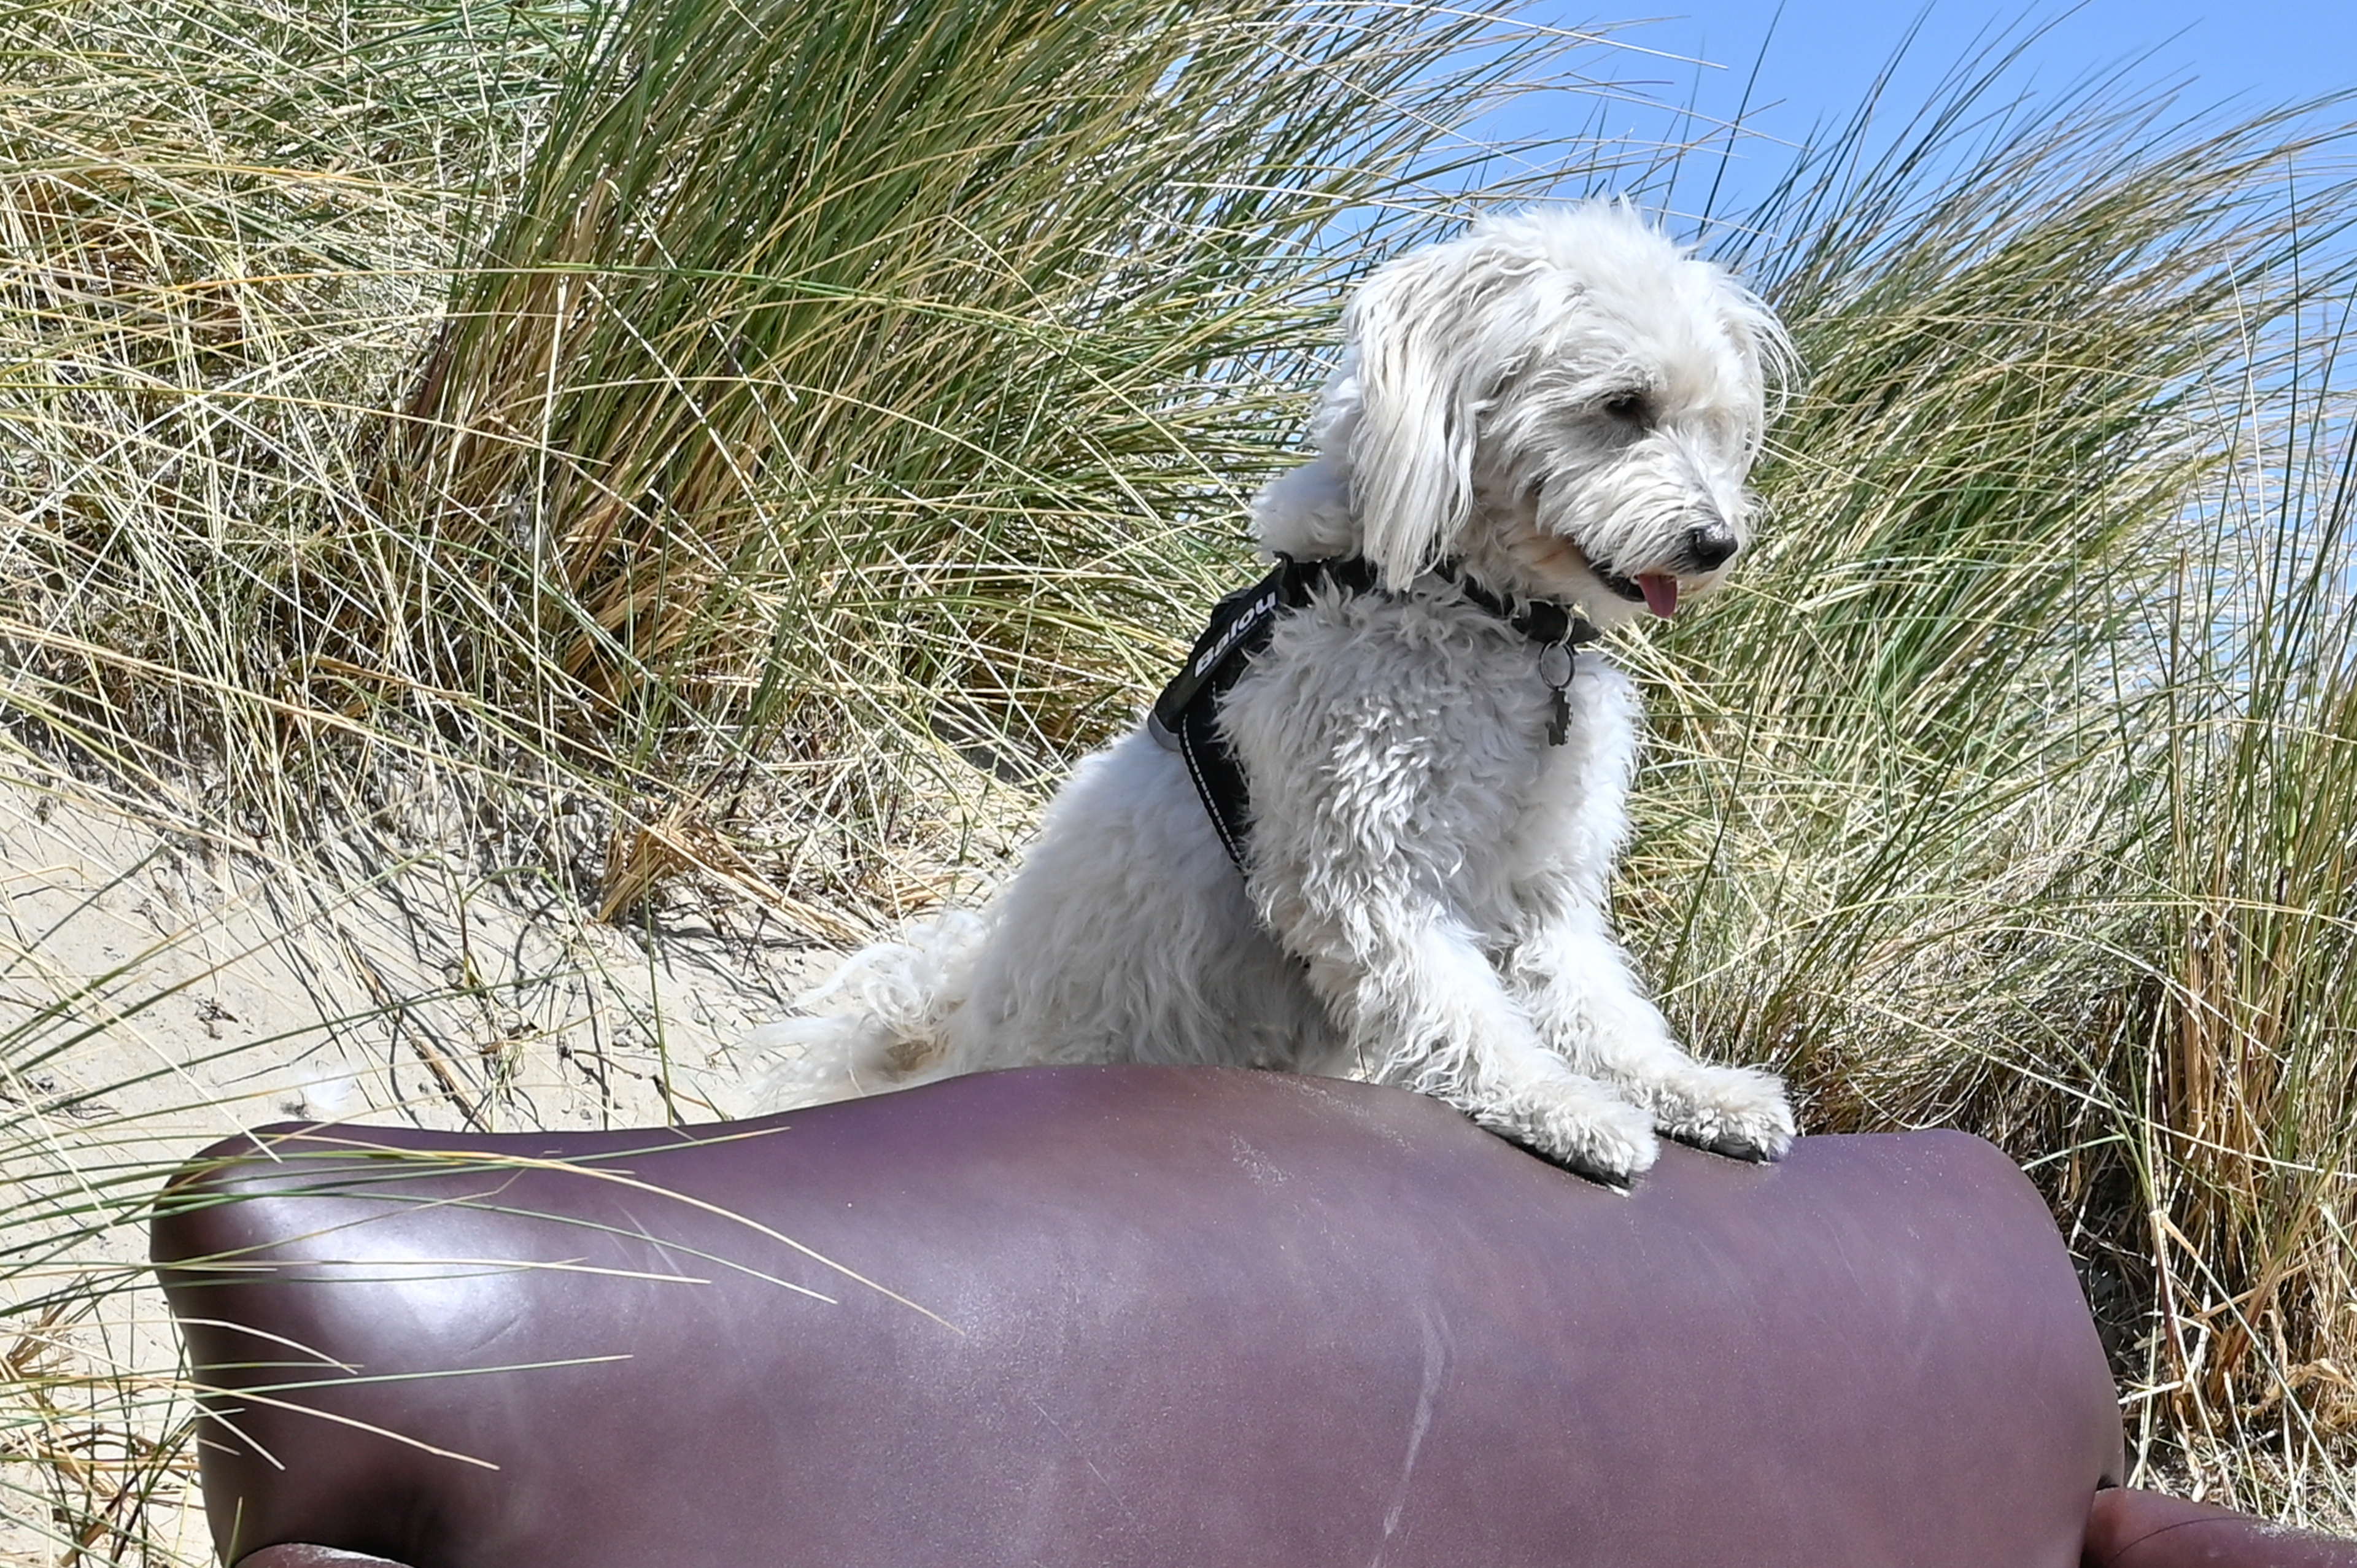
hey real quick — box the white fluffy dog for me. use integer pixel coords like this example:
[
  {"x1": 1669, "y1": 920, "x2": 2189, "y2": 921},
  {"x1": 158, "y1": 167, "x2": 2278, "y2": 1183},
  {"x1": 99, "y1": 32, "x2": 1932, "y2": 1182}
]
[{"x1": 753, "y1": 200, "x2": 1796, "y2": 1181}]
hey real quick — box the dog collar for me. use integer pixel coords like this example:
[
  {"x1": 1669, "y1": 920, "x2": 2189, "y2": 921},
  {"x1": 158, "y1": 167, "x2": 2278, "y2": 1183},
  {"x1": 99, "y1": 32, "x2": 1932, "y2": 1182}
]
[
  {"x1": 1426, "y1": 561, "x2": 1599, "y2": 651},
  {"x1": 1148, "y1": 555, "x2": 1599, "y2": 868}
]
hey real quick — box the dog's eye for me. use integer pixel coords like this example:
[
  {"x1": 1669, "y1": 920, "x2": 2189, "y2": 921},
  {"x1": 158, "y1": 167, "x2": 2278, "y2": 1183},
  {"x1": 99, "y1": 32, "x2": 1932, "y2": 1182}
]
[{"x1": 1598, "y1": 390, "x2": 1652, "y2": 425}]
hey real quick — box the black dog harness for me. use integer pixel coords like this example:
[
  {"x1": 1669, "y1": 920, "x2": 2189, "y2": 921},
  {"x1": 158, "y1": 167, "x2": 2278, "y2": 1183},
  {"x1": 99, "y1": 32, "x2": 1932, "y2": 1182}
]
[{"x1": 1147, "y1": 555, "x2": 1600, "y2": 868}]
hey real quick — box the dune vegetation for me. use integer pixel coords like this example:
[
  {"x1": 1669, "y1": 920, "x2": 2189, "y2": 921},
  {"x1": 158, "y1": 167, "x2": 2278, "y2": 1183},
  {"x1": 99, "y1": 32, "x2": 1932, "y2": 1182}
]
[{"x1": 3, "y1": 0, "x2": 2355, "y2": 1556}]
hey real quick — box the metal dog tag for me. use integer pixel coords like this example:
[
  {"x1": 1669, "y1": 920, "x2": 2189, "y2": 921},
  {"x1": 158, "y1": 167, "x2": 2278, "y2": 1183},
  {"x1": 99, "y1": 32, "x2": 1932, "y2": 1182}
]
[{"x1": 1539, "y1": 641, "x2": 1576, "y2": 746}]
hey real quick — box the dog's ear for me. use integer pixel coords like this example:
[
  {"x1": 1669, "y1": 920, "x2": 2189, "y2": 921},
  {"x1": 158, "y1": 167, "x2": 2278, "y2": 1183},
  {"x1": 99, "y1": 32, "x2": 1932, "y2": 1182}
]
[
  {"x1": 1711, "y1": 277, "x2": 1795, "y2": 454},
  {"x1": 1341, "y1": 243, "x2": 1501, "y2": 587}
]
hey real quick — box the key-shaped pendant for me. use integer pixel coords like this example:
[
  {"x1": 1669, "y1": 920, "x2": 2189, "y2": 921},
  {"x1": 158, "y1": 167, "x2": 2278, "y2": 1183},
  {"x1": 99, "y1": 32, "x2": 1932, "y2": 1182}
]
[{"x1": 1538, "y1": 641, "x2": 1575, "y2": 746}]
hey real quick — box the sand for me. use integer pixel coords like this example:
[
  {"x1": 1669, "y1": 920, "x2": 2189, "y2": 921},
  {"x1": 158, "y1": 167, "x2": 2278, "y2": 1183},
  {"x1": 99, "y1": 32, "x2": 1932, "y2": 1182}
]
[{"x1": 0, "y1": 757, "x2": 834, "y2": 1563}]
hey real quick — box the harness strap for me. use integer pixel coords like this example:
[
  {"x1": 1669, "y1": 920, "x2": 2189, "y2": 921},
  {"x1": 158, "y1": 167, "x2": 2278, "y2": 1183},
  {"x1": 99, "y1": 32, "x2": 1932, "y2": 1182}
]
[{"x1": 1148, "y1": 556, "x2": 1598, "y2": 870}]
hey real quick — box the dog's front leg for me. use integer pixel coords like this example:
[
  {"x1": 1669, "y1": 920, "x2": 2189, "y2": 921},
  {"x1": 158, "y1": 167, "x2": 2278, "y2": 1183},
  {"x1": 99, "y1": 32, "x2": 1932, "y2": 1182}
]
[
  {"x1": 1504, "y1": 890, "x2": 1793, "y2": 1161},
  {"x1": 1253, "y1": 871, "x2": 1660, "y2": 1180}
]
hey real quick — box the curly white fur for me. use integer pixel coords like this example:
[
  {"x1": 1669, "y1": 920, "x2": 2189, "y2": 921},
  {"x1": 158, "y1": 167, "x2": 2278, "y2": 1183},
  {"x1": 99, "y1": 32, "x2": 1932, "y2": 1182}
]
[{"x1": 749, "y1": 199, "x2": 1798, "y2": 1181}]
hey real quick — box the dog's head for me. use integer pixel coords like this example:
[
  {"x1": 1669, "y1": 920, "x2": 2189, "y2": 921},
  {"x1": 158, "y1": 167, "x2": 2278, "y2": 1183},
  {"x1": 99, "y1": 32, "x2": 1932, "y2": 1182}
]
[{"x1": 1258, "y1": 201, "x2": 1789, "y2": 627}]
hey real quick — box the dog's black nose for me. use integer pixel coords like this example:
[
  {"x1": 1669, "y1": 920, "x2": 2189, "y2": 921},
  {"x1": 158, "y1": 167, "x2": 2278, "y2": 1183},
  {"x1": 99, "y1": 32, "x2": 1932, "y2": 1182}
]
[{"x1": 1684, "y1": 523, "x2": 1740, "y2": 572}]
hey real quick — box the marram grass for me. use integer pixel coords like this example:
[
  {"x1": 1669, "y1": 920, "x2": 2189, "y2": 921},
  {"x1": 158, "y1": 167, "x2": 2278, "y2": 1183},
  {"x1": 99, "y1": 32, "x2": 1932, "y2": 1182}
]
[{"x1": 364, "y1": 0, "x2": 1647, "y2": 916}]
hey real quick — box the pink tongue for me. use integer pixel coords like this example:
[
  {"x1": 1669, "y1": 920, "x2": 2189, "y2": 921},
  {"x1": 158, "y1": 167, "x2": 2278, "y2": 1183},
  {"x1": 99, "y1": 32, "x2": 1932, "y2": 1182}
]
[{"x1": 1636, "y1": 573, "x2": 1680, "y2": 618}]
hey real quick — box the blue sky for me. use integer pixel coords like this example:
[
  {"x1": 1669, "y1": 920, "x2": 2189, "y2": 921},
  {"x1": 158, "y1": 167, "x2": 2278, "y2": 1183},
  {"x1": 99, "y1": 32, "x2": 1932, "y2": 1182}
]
[{"x1": 1493, "y1": 1, "x2": 2355, "y2": 220}]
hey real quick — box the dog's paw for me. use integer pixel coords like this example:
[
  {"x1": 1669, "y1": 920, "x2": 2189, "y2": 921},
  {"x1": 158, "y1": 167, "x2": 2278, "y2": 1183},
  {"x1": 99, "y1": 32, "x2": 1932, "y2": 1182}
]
[
  {"x1": 1651, "y1": 1063, "x2": 1795, "y2": 1162},
  {"x1": 1474, "y1": 1085, "x2": 1660, "y2": 1184}
]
